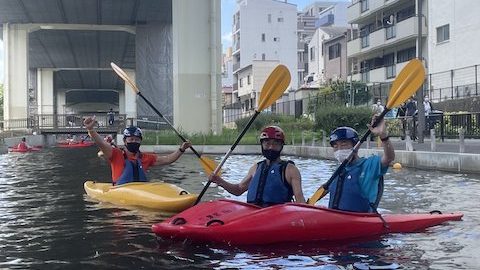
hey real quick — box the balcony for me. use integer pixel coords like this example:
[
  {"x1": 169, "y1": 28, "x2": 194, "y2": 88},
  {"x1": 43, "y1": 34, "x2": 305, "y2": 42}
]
[
  {"x1": 347, "y1": 0, "x2": 403, "y2": 24},
  {"x1": 233, "y1": 62, "x2": 240, "y2": 72},
  {"x1": 356, "y1": 61, "x2": 411, "y2": 83},
  {"x1": 347, "y1": 16, "x2": 426, "y2": 58}
]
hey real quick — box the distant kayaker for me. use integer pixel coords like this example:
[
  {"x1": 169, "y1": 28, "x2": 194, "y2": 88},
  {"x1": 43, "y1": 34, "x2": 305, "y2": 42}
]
[
  {"x1": 17, "y1": 137, "x2": 31, "y2": 150},
  {"x1": 83, "y1": 116, "x2": 191, "y2": 185},
  {"x1": 327, "y1": 117, "x2": 395, "y2": 213},
  {"x1": 209, "y1": 126, "x2": 306, "y2": 207}
]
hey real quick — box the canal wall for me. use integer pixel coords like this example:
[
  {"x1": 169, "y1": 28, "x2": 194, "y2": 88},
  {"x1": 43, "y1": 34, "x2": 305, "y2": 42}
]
[{"x1": 143, "y1": 145, "x2": 480, "y2": 174}]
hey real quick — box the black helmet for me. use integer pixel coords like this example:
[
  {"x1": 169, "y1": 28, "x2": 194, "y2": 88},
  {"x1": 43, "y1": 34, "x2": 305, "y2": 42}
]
[
  {"x1": 330, "y1": 127, "x2": 359, "y2": 147},
  {"x1": 123, "y1": 126, "x2": 143, "y2": 140}
]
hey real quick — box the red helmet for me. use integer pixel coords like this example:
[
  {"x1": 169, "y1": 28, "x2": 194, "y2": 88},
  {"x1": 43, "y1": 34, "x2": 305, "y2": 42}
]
[{"x1": 260, "y1": 126, "x2": 285, "y2": 143}]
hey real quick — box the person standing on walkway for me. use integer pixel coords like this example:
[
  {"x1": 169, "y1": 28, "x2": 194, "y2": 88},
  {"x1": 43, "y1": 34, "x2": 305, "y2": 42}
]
[
  {"x1": 396, "y1": 102, "x2": 407, "y2": 140},
  {"x1": 405, "y1": 97, "x2": 417, "y2": 140},
  {"x1": 83, "y1": 116, "x2": 191, "y2": 185},
  {"x1": 327, "y1": 116, "x2": 395, "y2": 213},
  {"x1": 371, "y1": 99, "x2": 384, "y2": 116},
  {"x1": 107, "y1": 108, "x2": 115, "y2": 126},
  {"x1": 209, "y1": 126, "x2": 306, "y2": 207},
  {"x1": 423, "y1": 96, "x2": 434, "y2": 130}
]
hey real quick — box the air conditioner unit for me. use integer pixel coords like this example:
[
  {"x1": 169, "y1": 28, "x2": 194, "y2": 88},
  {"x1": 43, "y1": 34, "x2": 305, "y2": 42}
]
[{"x1": 250, "y1": 92, "x2": 256, "y2": 99}]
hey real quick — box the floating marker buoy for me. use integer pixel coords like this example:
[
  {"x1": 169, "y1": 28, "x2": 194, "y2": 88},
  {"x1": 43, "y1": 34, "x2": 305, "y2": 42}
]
[{"x1": 393, "y1": 162, "x2": 402, "y2": 169}]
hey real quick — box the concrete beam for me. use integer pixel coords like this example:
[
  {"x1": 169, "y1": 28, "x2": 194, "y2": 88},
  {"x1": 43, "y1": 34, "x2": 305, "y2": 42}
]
[{"x1": 29, "y1": 23, "x2": 135, "y2": 34}]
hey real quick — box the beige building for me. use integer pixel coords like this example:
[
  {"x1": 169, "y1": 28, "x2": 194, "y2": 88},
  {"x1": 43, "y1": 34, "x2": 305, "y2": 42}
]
[{"x1": 346, "y1": 0, "x2": 427, "y2": 94}]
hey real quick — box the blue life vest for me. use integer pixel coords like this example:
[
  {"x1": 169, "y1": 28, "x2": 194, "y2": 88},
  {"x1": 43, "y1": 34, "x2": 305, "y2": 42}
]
[
  {"x1": 115, "y1": 152, "x2": 148, "y2": 185},
  {"x1": 247, "y1": 160, "x2": 294, "y2": 207},
  {"x1": 328, "y1": 158, "x2": 384, "y2": 213}
]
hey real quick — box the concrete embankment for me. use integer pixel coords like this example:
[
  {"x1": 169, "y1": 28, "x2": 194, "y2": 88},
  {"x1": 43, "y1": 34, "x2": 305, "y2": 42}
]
[
  {"x1": 144, "y1": 144, "x2": 480, "y2": 174},
  {"x1": 3, "y1": 135, "x2": 478, "y2": 174}
]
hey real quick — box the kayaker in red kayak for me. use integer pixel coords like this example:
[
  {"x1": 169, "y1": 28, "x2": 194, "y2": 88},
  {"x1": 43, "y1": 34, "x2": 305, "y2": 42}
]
[
  {"x1": 83, "y1": 116, "x2": 191, "y2": 185},
  {"x1": 209, "y1": 126, "x2": 306, "y2": 206},
  {"x1": 17, "y1": 137, "x2": 32, "y2": 150},
  {"x1": 327, "y1": 116, "x2": 395, "y2": 213}
]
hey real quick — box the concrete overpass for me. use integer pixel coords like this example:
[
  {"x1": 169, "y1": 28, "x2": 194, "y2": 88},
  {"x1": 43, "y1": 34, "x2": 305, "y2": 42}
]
[{"x1": 0, "y1": 0, "x2": 222, "y2": 134}]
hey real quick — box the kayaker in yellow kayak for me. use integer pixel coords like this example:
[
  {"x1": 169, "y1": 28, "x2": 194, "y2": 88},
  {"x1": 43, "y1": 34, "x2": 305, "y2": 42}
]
[
  {"x1": 84, "y1": 116, "x2": 191, "y2": 185},
  {"x1": 327, "y1": 117, "x2": 395, "y2": 213},
  {"x1": 209, "y1": 126, "x2": 306, "y2": 206}
]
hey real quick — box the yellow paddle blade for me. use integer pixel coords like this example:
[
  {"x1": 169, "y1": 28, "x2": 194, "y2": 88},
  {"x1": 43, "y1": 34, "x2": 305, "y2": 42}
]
[
  {"x1": 386, "y1": 59, "x2": 425, "y2": 109},
  {"x1": 307, "y1": 187, "x2": 327, "y2": 205},
  {"x1": 258, "y1": 64, "x2": 291, "y2": 111},
  {"x1": 199, "y1": 156, "x2": 221, "y2": 176},
  {"x1": 110, "y1": 62, "x2": 140, "y2": 94}
]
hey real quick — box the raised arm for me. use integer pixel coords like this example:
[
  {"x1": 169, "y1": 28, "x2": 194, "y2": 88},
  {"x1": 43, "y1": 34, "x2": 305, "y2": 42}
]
[
  {"x1": 84, "y1": 116, "x2": 113, "y2": 160},
  {"x1": 368, "y1": 116, "x2": 395, "y2": 166}
]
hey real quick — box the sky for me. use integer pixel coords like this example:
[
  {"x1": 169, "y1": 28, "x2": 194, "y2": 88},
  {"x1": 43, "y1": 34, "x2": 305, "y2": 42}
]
[{"x1": 221, "y1": 0, "x2": 324, "y2": 53}]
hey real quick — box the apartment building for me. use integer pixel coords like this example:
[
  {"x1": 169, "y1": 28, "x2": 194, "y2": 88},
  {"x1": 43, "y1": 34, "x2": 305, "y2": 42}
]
[
  {"x1": 297, "y1": 1, "x2": 349, "y2": 87},
  {"x1": 232, "y1": 0, "x2": 297, "y2": 113},
  {"x1": 347, "y1": 0, "x2": 427, "y2": 93}
]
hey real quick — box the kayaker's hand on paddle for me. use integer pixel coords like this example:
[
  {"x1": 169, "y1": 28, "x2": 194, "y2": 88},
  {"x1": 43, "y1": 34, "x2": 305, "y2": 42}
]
[
  {"x1": 180, "y1": 141, "x2": 192, "y2": 152},
  {"x1": 367, "y1": 115, "x2": 387, "y2": 138},
  {"x1": 83, "y1": 116, "x2": 96, "y2": 131}
]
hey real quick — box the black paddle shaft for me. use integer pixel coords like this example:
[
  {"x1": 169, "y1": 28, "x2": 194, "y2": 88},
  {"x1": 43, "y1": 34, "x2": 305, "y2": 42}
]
[
  {"x1": 319, "y1": 109, "x2": 390, "y2": 194},
  {"x1": 137, "y1": 92, "x2": 203, "y2": 159},
  {"x1": 195, "y1": 111, "x2": 261, "y2": 205}
]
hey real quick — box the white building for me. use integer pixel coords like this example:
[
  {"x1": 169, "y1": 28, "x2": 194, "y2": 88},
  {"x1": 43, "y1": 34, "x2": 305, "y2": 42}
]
[
  {"x1": 232, "y1": 0, "x2": 297, "y2": 114},
  {"x1": 307, "y1": 26, "x2": 347, "y2": 87},
  {"x1": 297, "y1": 1, "x2": 349, "y2": 87},
  {"x1": 346, "y1": 0, "x2": 427, "y2": 95},
  {"x1": 316, "y1": 1, "x2": 349, "y2": 27},
  {"x1": 427, "y1": 0, "x2": 480, "y2": 99}
]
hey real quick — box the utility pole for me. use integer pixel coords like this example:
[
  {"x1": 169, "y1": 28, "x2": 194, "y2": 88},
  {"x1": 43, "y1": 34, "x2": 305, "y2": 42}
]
[{"x1": 416, "y1": 0, "x2": 426, "y2": 143}]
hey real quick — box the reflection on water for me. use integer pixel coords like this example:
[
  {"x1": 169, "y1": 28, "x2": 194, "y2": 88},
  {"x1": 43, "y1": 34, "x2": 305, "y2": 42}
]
[{"x1": 0, "y1": 148, "x2": 479, "y2": 269}]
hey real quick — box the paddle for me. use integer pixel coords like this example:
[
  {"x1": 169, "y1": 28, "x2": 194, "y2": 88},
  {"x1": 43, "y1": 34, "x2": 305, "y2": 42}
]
[
  {"x1": 110, "y1": 62, "x2": 217, "y2": 175},
  {"x1": 194, "y1": 64, "x2": 291, "y2": 205},
  {"x1": 307, "y1": 58, "x2": 425, "y2": 205}
]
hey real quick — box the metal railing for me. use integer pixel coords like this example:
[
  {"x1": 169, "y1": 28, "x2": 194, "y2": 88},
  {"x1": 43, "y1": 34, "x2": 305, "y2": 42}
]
[
  {"x1": 1, "y1": 113, "x2": 127, "y2": 134},
  {"x1": 428, "y1": 64, "x2": 480, "y2": 102}
]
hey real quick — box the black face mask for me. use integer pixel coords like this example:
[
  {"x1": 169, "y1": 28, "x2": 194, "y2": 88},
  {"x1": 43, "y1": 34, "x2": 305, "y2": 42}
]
[
  {"x1": 262, "y1": 148, "x2": 281, "y2": 161},
  {"x1": 126, "y1": 142, "x2": 141, "y2": 153}
]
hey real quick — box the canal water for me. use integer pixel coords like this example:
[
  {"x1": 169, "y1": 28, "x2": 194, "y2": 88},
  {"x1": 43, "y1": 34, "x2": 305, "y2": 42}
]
[{"x1": 0, "y1": 147, "x2": 479, "y2": 269}]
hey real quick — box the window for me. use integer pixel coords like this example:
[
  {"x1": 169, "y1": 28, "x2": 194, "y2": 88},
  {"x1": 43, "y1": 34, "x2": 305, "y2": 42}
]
[
  {"x1": 361, "y1": 35, "x2": 369, "y2": 48},
  {"x1": 310, "y1": 47, "x2": 315, "y2": 61},
  {"x1": 384, "y1": 53, "x2": 396, "y2": 78},
  {"x1": 397, "y1": 47, "x2": 416, "y2": 63},
  {"x1": 437, "y1": 24, "x2": 450, "y2": 43},
  {"x1": 261, "y1": 33, "x2": 265, "y2": 42},
  {"x1": 277, "y1": 17, "x2": 284, "y2": 22},
  {"x1": 360, "y1": 0, "x2": 369, "y2": 12},
  {"x1": 386, "y1": 25, "x2": 396, "y2": 39},
  {"x1": 397, "y1": 5, "x2": 415, "y2": 22},
  {"x1": 273, "y1": 37, "x2": 280, "y2": 42},
  {"x1": 262, "y1": 53, "x2": 266, "y2": 61},
  {"x1": 386, "y1": 65, "x2": 396, "y2": 78},
  {"x1": 328, "y1": 43, "x2": 341, "y2": 60},
  {"x1": 247, "y1": 75, "x2": 251, "y2": 85},
  {"x1": 268, "y1": 14, "x2": 271, "y2": 23},
  {"x1": 239, "y1": 78, "x2": 243, "y2": 87}
]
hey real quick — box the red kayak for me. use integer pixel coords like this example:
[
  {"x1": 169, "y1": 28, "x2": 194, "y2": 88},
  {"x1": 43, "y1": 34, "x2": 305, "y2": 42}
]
[
  {"x1": 8, "y1": 147, "x2": 41, "y2": 153},
  {"x1": 152, "y1": 199, "x2": 463, "y2": 246},
  {"x1": 57, "y1": 141, "x2": 95, "y2": 148}
]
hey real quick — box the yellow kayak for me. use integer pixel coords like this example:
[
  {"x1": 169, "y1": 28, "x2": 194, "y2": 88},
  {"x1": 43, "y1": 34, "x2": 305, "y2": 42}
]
[{"x1": 84, "y1": 181, "x2": 198, "y2": 212}]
